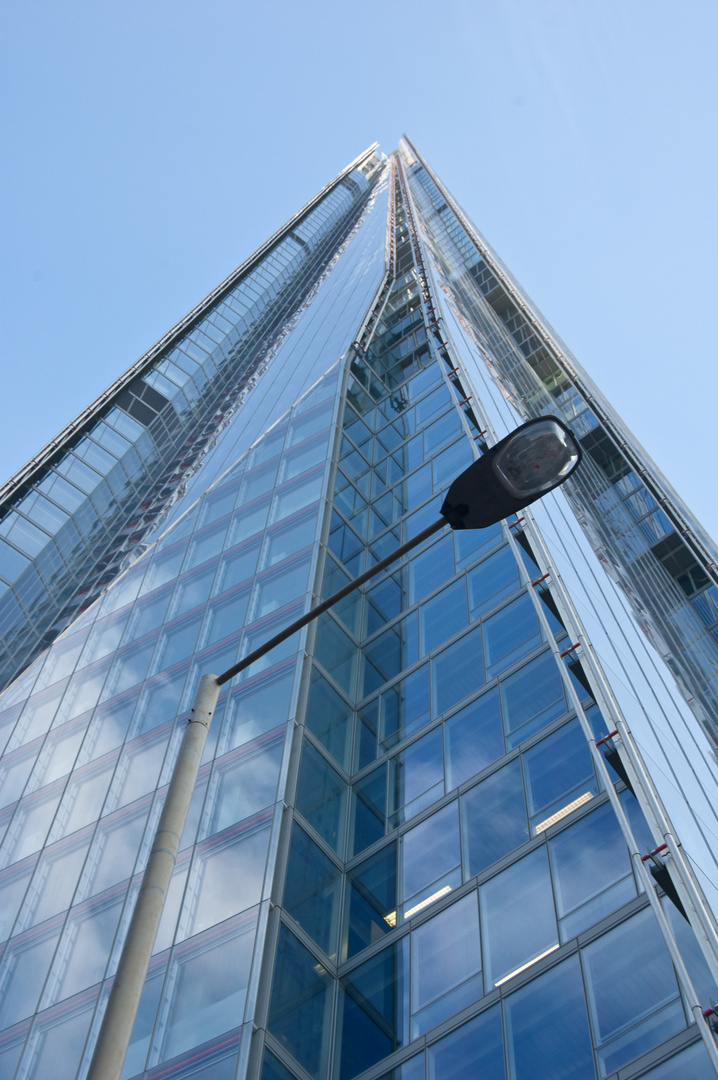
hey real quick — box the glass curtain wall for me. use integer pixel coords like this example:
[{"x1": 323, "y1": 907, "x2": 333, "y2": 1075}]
[
  {"x1": 257, "y1": 160, "x2": 718, "y2": 1080},
  {"x1": 0, "y1": 149, "x2": 384, "y2": 696},
  {"x1": 397, "y1": 138, "x2": 718, "y2": 751}
]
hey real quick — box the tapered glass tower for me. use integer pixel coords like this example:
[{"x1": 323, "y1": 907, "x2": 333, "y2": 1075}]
[{"x1": 0, "y1": 141, "x2": 717, "y2": 1080}]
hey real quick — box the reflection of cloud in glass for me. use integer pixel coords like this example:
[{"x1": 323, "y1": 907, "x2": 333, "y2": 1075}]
[
  {"x1": 160, "y1": 911, "x2": 258, "y2": 1063},
  {"x1": 187, "y1": 820, "x2": 272, "y2": 937}
]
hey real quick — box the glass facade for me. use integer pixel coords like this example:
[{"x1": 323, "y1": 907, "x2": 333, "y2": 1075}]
[{"x1": 0, "y1": 144, "x2": 716, "y2": 1080}]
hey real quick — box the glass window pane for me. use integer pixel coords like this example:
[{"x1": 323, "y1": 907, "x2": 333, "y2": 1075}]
[
  {"x1": 480, "y1": 847, "x2": 557, "y2": 988},
  {"x1": 305, "y1": 667, "x2": 353, "y2": 771},
  {"x1": 186, "y1": 523, "x2": 227, "y2": 571},
  {"x1": 504, "y1": 954, "x2": 594, "y2": 1080},
  {"x1": 213, "y1": 541, "x2": 261, "y2": 595},
  {"x1": 264, "y1": 512, "x2": 316, "y2": 565},
  {"x1": 314, "y1": 615, "x2": 357, "y2": 698},
  {"x1": 420, "y1": 578, "x2": 468, "y2": 656},
  {"x1": 52, "y1": 893, "x2": 124, "y2": 1002},
  {"x1": 183, "y1": 817, "x2": 271, "y2": 937},
  {"x1": 157, "y1": 912, "x2": 258, "y2": 1064},
  {"x1": 523, "y1": 719, "x2": 597, "y2": 834},
  {"x1": 550, "y1": 803, "x2": 636, "y2": 941},
  {"x1": 253, "y1": 557, "x2": 310, "y2": 619},
  {"x1": 296, "y1": 741, "x2": 347, "y2": 856},
  {"x1": 445, "y1": 687, "x2": 504, "y2": 790},
  {"x1": 410, "y1": 536, "x2": 454, "y2": 603},
  {"x1": 272, "y1": 471, "x2": 323, "y2": 522},
  {"x1": 483, "y1": 594, "x2": 541, "y2": 678},
  {"x1": 582, "y1": 908, "x2": 684, "y2": 1076},
  {"x1": 637, "y1": 1042, "x2": 718, "y2": 1080},
  {"x1": 453, "y1": 522, "x2": 503, "y2": 570},
  {"x1": 219, "y1": 667, "x2": 294, "y2": 754},
  {"x1": 403, "y1": 802, "x2": 461, "y2": 914},
  {"x1": 337, "y1": 939, "x2": 409, "y2": 1080},
  {"x1": 501, "y1": 651, "x2": 566, "y2": 748},
  {"x1": 391, "y1": 726, "x2": 444, "y2": 825},
  {"x1": 461, "y1": 758, "x2": 528, "y2": 877},
  {"x1": 202, "y1": 737, "x2": 283, "y2": 839},
  {"x1": 344, "y1": 841, "x2": 397, "y2": 961},
  {"x1": 25, "y1": 833, "x2": 91, "y2": 927},
  {"x1": 269, "y1": 925, "x2": 333, "y2": 1080},
  {"x1": 467, "y1": 546, "x2": 521, "y2": 618},
  {"x1": 431, "y1": 626, "x2": 484, "y2": 717},
  {"x1": 411, "y1": 892, "x2": 481, "y2": 1036},
  {"x1": 22, "y1": 991, "x2": 97, "y2": 1080},
  {"x1": 201, "y1": 589, "x2": 249, "y2": 647},
  {"x1": 428, "y1": 1004, "x2": 505, "y2": 1080},
  {"x1": 0, "y1": 859, "x2": 35, "y2": 940},
  {"x1": 83, "y1": 804, "x2": 149, "y2": 898},
  {"x1": 379, "y1": 664, "x2": 430, "y2": 748},
  {"x1": 0, "y1": 924, "x2": 62, "y2": 1027},
  {"x1": 284, "y1": 823, "x2": 341, "y2": 960}
]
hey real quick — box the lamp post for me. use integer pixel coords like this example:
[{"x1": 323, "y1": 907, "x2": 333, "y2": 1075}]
[{"x1": 86, "y1": 416, "x2": 581, "y2": 1080}]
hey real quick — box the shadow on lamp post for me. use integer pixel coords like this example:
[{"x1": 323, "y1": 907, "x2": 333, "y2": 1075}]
[{"x1": 87, "y1": 416, "x2": 582, "y2": 1080}]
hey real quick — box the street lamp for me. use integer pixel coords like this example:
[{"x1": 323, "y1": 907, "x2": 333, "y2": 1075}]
[{"x1": 87, "y1": 415, "x2": 581, "y2": 1080}]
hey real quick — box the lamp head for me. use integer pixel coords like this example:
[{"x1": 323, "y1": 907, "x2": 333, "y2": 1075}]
[{"x1": 441, "y1": 416, "x2": 582, "y2": 530}]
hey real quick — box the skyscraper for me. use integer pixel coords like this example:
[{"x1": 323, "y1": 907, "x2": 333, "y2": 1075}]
[{"x1": 0, "y1": 140, "x2": 717, "y2": 1080}]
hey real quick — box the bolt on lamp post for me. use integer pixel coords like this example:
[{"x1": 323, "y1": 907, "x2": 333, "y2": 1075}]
[{"x1": 87, "y1": 416, "x2": 581, "y2": 1080}]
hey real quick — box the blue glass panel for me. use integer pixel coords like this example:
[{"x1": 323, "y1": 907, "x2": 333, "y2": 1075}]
[
  {"x1": 219, "y1": 665, "x2": 294, "y2": 753},
  {"x1": 338, "y1": 938, "x2": 409, "y2": 1080},
  {"x1": 314, "y1": 614, "x2": 357, "y2": 699},
  {"x1": 379, "y1": 664, "x2": 430, "y2": 747},
  {"x1": 637, "y1": 1042, "x2": 717, "y2": 1080},
  {"x1": 504, "y1": 955, "x2": 595, "y2": 1080},
  {"x1": 0, "y1": 858, "x2": 34, "y2": 940},
  {"x1": 431, "y1": 626, "x2": 484, "y2": 717},
  {"x1": 410, "y1": 535, "x2": 455, "y2": 604},
  {"x1": 500, "y1": 651, "x2": 566, "y2": 748},
  {"x1": 378, "y1": 1054, "x2": 425, "y2": 1080},
  {"x1": 523, "y1": 719, "x2": 597, "y2": 834},
  {"x1": 0, "y1": 921, "x2": 62, "y2": 1027},
  {"x1": 21, "y1": 988, "x2": 98, "y2": 1080},
  {"x1": 411, "y1": 892, "x2": 481, "y2": 1036},
  {"x1": 391, "y1": 726, "x2": 444, "y2": 824},
  {"x1": 156, "y1": 911, "x2": 257, "y2": 1064},
  {"x1": 262, "y1": 1049, "x2": 299, "y2": 1080},
  {"x1": 483, "y1": 594, "x2": 541, "y2": 679},
  {"x1": 351, "y1": 763, "x2": 387, "y2": 855},
  {"x1": 284, "y1": 823, "x2": 341, "y2": 960},
  {"x1": 184, "y1": 815, "x2": 272, "y2": 937},
  {"x1": 582, "y1": 908, "x2": 684, "y2": 1075},
  {"x1": 344, "y1": 841, "x2": 397, "y2": 960},
  {"x1": 550, "y1": 802, "x2": 635, "y2": 941},
  {"x1": 146, "y1": 1034, "x2": 240, "y2": 1079},
  {"x1": 51, "y1": 892, "x2": 124, "y2": 1002},
  {"x1": 420, "y1": 578, "x2": 468, "y2": 656},
  {"x1": 269, "y1": 925, "x2": 333, "y2": 1080},
  {"x1": 444, "y1": 687, "x2": 504, "y2": 790},
  {"x1": 121, "y1": 957, "x2": 166, "y2": 1079},
  {"x1": 403, "y1": 802, "x2": 461, "y2": 912},
  {"x1": 662, "y1": 899, "x2": 718, "y2": 1009},
  {"x1": 480, "y1": 847, "x2": 557, "y2": 988},
  {"x1": 305, "y1": 667, "x2": 353, "y2": 771},
  {"x1": 462, "y1": 758, "x2": 528, "y2": 877},
  {"x1": 427, "y1": 1003, "x2": 505, "y2": 1080},
  {"x1": 453, "y1": 521, "x2": 503, "y2": 570},
  {"x1": 296, "y1": 741, "x2": 347, "y2": 856},
  {"x1": 467, "y1": 546, "x2": 521, "y2": 619},
  {"x1": 201, "y1": 736, "x2": 282, "y2": 838}
]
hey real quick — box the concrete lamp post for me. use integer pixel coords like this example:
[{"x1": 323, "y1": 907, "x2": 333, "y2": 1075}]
[{"x1": 86, "y1": 415, "x2": 582, "y2": 1080}]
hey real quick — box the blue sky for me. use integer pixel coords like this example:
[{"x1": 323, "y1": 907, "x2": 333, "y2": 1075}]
[{"x1": 1, "y1": 0, "x2": 716, "y2": 538}]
